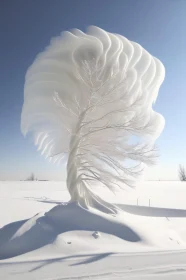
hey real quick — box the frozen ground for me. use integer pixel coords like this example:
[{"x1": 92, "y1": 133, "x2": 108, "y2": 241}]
[{"x1": 1, "y1": 181, "x2": 186, "y2": 279}]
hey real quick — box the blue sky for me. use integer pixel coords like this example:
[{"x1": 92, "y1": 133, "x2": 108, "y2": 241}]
[{"x1": 0, "y1": 0, "x2": 186, "y2": 181}]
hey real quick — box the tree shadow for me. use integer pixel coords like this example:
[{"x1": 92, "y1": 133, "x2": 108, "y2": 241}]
[
  {"x1": 0, "y1": 203, "x2": 142, "y2": 260},
  {"x1": 24, "y1": 196, "x2": 63, "y2": 205},
  {"x1": 0, "y1": 252, "x2": 115, "y2": 275},
  {"x1": 116, "y1": 204, "x2": 186, "y2": 217},
  {"x1": 28, "y1": 252, "x2": 114, "y2": 272},
  {"x1": 34, "y1": 199, "x2": 62, "y2": 205},
  {"x1": 71, "y1": 252, "x2": 113, "y2": 266}
]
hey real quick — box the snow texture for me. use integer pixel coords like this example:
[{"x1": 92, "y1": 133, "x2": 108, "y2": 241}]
[
  {"x1": 21, "y1": 26, "x2": 165, "y2": 213},
  {"x1": 1, "y1": 182, "x2": 186, "y2": 280}
]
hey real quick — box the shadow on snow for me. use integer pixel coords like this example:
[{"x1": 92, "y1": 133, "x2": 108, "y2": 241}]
[{"x1": 0, "y1": 202, "x2": 142, "y2": 260}]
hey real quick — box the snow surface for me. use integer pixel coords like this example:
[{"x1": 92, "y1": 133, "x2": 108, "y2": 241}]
[{"x1": 1, "y1": 181, "x2": 186, "y2": 279}]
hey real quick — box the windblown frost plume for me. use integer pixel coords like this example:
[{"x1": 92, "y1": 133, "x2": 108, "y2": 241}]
[{"x1": 21, "y1": 26, "x2": 165, "y2": 213}]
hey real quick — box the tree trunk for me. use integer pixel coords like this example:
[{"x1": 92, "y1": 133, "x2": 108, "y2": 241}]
[{"x1": 66, "y1": 111, "x2": 119, "y2": 215}]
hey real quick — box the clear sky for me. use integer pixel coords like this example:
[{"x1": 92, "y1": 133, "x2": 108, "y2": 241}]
[{"x1": 0, "y1": 0, "x2": 186, "y2": 181}]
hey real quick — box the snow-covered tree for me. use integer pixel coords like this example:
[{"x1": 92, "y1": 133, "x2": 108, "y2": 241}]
[{"x1": 21, "y1": 26, "x2": 165, "y2": 214}]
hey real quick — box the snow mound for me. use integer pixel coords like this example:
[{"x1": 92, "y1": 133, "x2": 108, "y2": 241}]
[{"x1": 0, "y1": 203, "x2": 143, "y2": 260}]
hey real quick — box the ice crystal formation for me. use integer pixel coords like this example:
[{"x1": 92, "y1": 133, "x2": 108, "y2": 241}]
[{"x1": 21, "y1": 26, "x2": 165, "y2": 213}]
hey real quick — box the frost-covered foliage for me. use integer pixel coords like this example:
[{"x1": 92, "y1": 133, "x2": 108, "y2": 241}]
[{"x1": 21, "y1": 26, "x2": 165, "y2": 213}]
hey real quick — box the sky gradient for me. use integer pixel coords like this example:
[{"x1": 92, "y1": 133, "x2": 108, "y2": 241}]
[{"x1": 0, "y1": 0, "x2": 186, "y2": 181}]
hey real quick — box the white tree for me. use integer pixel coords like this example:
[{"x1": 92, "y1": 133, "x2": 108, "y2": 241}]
[{"x1": 21, "y1": 26, "x2": 165, "y2": 214}]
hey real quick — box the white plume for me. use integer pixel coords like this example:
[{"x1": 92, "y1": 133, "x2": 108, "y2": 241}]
[{"x1": 21, "y1": 26, "x2": 165, "y2": 214}]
